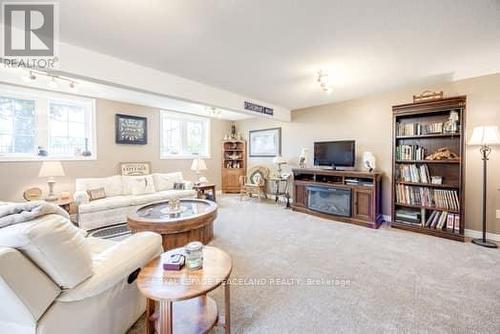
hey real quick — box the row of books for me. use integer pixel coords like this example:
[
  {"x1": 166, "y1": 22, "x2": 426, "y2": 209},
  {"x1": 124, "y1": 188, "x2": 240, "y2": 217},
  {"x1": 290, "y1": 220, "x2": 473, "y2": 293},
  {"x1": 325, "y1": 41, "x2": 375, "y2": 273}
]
[
  {"x1": 397, "y1": 164, "x2": 431, "y2": 183},
  {"x1": 395, "y1": 145, "x2": 426, "y2": 161},
  {"x1": 395, "y1": 209, "x2": 460, "y2": 233},
  {"x1": 425, "y1": 211, "x2": 460, "y2": 232},
  {"x1": 396, "y1": 121, "x2": 447, "y2": 136},
  {"x1": 395, "y1": 184, "x2": 460, "y2": 211}
]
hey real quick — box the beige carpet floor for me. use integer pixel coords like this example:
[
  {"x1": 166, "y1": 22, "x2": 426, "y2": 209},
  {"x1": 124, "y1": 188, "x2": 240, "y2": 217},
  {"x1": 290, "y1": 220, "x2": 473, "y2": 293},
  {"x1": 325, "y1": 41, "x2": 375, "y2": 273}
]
[{"x1": 129, "y1": 195, "x2": 500, "y2": 333}]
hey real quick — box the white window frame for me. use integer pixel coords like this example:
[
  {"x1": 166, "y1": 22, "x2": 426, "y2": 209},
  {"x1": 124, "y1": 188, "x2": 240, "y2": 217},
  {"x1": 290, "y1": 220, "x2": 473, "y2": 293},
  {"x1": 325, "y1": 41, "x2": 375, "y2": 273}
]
[
  {"x1": 0, "y1": 84, "x2": 97, "y2": 161},
  {"x1": 160, "y1": 110, "x2": 211, "y2": 159}
]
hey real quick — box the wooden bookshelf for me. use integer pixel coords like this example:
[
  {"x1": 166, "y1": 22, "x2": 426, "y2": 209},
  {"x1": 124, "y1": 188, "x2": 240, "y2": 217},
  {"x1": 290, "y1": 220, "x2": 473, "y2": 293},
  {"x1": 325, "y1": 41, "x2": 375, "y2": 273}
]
[
  {"x1": 221, "y1": 140, "x2": 246, "y2": 193},
  {"x1": 391, "y1": 96, "x2": 466, "y2": 241}
]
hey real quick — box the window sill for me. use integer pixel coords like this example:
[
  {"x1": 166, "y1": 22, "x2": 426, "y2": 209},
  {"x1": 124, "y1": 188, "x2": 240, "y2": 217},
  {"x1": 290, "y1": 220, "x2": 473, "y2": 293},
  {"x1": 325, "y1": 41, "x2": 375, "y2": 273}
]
[
  {"x1": 160, "y1": 155, "x2": 210, "y2": 160},
  {"x1": 0, "y1": 155, "x2": 97, "y2": 162}
]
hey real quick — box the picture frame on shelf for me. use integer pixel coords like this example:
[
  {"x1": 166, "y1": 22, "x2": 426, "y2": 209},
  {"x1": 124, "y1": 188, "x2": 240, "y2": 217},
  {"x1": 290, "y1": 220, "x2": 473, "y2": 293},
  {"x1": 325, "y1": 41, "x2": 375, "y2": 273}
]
[
  {"x1": 249, "y1": 127, "x2": 281, "y2": 157},
  {"x1": 115, "y1": 114, "x2": 148, "y2": 145}
]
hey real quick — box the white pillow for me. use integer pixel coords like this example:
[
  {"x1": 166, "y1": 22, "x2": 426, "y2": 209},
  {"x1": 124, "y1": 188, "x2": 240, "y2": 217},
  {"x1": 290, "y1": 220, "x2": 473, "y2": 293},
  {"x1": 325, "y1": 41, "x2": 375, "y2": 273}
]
[
  {"x1": 122, "y1": 175, "x2": 156, "y2": 195},
  {"x1": 152, "y1": 172, "x2": 184, "y2": 191},
  {"x1": 0, "y1": 214, "x2": 93, "y2": 289},
  {"x1": 75, "y1": 175, "x2": 123, "y2": 197}
]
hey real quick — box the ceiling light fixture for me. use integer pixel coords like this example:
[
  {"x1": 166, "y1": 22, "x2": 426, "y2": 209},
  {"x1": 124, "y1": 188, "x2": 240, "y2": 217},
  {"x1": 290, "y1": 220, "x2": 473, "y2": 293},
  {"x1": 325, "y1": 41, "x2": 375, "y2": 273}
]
[
  {"x1": 317, "y1": 70, "x2": 332, "y2": 94},
  {"x1": 206, "y1": 106, "x2": 221, "y2": 117},
  {"x1": 19, "y1": 70, "x2": 79, "y2": 91}
]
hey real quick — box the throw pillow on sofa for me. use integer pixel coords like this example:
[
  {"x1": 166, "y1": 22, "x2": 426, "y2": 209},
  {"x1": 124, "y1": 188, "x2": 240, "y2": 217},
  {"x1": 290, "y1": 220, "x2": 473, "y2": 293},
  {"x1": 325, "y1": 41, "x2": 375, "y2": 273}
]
[
  {"x1": 123, "y1": 175, "x2": 156, "y2": 195},
  {"x1": 152, "y1": 172, "x2": 184, "y2": 191},
  {"x1": 87, "y1": 187, "x2": 106, "y2": 201}
]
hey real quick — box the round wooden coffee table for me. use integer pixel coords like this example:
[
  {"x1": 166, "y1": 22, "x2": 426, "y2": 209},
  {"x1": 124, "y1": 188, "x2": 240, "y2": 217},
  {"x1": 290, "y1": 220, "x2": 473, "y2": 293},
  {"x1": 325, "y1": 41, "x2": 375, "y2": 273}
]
[
  {"x1": 127, "y1": 199, "x2": 217, "y2": 250},
  {"x1": 137, "y1": 246, "x2": 232, "y2": 334}
]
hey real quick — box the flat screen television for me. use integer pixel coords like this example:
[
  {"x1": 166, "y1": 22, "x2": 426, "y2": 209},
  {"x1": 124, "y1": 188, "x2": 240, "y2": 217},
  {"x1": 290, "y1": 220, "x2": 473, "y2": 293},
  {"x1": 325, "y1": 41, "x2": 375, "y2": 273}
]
[{"x1": 314, "y1": 140, "x2": 355, "y2": 168}]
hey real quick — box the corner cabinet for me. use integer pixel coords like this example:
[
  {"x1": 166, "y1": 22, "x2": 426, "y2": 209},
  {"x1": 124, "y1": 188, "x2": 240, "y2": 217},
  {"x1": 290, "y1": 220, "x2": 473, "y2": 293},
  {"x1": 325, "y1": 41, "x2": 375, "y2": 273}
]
[
  {"x1": 221, "y1": 140, "x2": 247, "y2": 193},
  {"x1": 291, "y1": 168, "x2": 383, "y2": 228}
]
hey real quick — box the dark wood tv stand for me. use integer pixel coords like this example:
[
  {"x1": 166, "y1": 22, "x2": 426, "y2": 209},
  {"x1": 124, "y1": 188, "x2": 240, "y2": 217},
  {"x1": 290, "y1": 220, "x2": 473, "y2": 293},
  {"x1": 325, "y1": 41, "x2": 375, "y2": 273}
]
[{"x1": 291, "y1": 168, "x2": 383, "y2": 228}]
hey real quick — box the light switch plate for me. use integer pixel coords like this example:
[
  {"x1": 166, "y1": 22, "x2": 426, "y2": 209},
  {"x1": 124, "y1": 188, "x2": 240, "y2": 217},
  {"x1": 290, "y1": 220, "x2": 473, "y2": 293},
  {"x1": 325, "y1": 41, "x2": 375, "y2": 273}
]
[{"x1": 497, "y1": 210, "x2": 500, "y2": 219}]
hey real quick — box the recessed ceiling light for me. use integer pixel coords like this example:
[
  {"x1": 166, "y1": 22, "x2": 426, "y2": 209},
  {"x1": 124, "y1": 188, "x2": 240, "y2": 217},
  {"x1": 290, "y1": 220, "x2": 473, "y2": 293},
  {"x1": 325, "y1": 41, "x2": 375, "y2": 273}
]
[{"x1": 317, "y1": 70, "x2": 332, "y2": 94}]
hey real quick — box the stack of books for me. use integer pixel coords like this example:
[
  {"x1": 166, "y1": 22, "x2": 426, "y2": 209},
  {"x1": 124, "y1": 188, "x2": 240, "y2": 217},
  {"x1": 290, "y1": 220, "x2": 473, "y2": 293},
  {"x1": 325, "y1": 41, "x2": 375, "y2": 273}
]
[
  {"x1": 424, "y1": 211, "x2": 460, "y2": 233},
  {"x1": 395, "y1": 209, "x2": 421, "y2": 225},
  {"x1": 397, "y1": 164, "x2": 431, "y2": 183},
  {"x1": 396, "y1": 185, "x2": 460, "y2": 210},
  {"x1": 395, "y1": 145, "x2": 426, "y2": 160},
  {"x1": 396, "y1": 122, "x2": 445, "y2": 136}
]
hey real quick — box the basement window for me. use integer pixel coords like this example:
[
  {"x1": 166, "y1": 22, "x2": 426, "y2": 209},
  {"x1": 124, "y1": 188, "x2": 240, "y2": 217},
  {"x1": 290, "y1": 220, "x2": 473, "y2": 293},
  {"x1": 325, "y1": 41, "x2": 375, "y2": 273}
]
[
  {"x1": 160, "y1": 110, "x2": 210, "y2": 159},
  {"x1": 0, "y1": 85, "x2": 96, "y2": 161}
]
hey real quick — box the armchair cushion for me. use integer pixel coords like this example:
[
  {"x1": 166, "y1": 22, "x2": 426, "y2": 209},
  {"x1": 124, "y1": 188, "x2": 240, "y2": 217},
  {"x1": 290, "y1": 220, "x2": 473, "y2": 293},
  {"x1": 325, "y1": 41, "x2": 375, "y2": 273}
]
[
  {"x1": 58, "y1": 231, "x2": 162, "y2": 302},
  {"x1": 0, "y1": 214, "x2": 92, "y2": 289}
]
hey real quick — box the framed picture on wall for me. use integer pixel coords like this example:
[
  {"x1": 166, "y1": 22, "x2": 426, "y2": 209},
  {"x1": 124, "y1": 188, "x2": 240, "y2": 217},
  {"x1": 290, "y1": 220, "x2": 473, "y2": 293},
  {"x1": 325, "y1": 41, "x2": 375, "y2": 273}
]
[
  {"x1": 115, "y1": 114, "x2": 148, "y2": 145},
  {"x1": 249, "y1": 127, "x2": 281, "y2": 157}
]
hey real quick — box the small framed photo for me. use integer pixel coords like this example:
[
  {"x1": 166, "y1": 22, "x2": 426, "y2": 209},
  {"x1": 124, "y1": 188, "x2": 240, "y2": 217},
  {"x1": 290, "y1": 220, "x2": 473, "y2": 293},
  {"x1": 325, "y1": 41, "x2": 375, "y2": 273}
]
[
  {"x1": 249, "y1": 127, "x2": 282, "y2": 157},
  {"x1": 431, "y1": 176, "x2": 443, "y2": 185},
  {"x1": 115, "y1": 114, "x2": 147, "y2": 145}
]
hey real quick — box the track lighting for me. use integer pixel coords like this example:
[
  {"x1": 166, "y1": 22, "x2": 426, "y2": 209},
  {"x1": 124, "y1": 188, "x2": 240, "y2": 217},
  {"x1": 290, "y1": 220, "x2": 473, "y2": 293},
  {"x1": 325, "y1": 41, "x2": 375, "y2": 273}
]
[{"x1": 19, "y1": 70, "x2": 79, "y2": 91}]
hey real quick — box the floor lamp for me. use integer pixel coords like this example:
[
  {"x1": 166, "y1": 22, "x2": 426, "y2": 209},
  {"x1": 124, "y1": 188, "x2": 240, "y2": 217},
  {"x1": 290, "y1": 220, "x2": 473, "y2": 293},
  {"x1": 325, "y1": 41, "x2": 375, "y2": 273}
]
[{"x1": 468, "y1": 126, "x2": 500, "y2": 248}]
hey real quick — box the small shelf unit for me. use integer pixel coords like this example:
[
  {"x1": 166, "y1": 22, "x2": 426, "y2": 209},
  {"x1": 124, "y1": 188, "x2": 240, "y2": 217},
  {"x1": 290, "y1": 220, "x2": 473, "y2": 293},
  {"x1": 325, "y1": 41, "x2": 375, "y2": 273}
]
[{"x1": 221, "y1": 140, "x2": 247, "y2": 193}]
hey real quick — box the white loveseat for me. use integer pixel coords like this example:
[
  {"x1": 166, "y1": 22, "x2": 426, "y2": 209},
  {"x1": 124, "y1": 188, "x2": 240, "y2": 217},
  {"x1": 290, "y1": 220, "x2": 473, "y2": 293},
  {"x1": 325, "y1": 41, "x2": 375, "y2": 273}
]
[
  {"x1": 73, "y1": 172, "x2": 196, "y2": 230},
  {"x1": 0, "y1": 208, "x2": 163, "y2": 334}
]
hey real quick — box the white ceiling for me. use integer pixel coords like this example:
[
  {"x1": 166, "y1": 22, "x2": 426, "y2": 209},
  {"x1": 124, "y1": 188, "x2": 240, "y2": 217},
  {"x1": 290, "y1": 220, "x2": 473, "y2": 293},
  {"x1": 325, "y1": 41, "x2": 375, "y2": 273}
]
[{"x1": 56, "y1": 0, "x2": 500, "y2": 110}]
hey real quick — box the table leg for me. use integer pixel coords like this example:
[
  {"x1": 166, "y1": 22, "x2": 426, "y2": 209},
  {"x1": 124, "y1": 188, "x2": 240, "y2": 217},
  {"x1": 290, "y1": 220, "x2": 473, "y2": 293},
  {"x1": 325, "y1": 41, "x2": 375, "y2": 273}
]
[
  {"x1": 224, "y1": 281, "x2": 231, "y2": 334},
  {"x1": 158, "y1": 300, "x2": 173, "y2": 334}
]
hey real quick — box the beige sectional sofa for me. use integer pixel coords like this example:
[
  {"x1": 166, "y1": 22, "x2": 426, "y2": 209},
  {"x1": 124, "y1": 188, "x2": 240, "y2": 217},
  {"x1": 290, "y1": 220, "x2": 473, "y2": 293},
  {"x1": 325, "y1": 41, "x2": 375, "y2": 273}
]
[
  {"x1": 73, "y1": 172, "x2": 196, "y2": 230},
  {"x1": 0, "y1": 204, "x2": 162, "y2": 334}
]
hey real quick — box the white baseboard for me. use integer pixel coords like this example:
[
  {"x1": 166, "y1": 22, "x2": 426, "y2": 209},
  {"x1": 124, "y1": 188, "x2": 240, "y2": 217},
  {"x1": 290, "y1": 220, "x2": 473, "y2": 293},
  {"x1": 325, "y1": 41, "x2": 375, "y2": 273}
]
[
  {"x1": 464, "y1": 229, "x2": 500, "y2": 242},
  {"x1": 383, "y1": 215, "x2": 500, "y2": 241}
]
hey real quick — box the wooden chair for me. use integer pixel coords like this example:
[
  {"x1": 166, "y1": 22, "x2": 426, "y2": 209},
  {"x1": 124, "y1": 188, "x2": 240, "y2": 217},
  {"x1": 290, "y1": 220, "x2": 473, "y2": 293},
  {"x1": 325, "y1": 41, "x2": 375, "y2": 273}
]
[{"x1": 239, "y1": 166, "x2": 270, "y2": 200}]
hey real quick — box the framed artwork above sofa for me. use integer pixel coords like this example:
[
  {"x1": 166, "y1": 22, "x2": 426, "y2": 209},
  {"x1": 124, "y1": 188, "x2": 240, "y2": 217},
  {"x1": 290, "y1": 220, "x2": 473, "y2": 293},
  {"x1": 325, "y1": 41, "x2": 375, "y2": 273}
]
[{"x1": 115, "y1": 114, "x2": 148, "y2": 145}]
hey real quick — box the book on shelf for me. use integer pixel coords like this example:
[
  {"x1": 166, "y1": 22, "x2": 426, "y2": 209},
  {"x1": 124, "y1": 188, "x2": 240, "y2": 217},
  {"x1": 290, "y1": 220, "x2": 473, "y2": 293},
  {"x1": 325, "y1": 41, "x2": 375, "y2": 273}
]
[
  {"x1": 395, "y1": 145, "x2": 426, "y2": 161},
  {"x1": 395, "y1": 184, "x2": 460, "y2": 211},
  {"x1": 397, "y1": 164, "x2": 431, "y2": 183},
  {"x1": 424, "y1": 210, "x2": 460, "y2": 232},
  {"x1": 396, "y1": 209, "x2": 460, "y2": 233},
  {"x1": 396, "y1": 121, "x2": 450, "y2": 136}
]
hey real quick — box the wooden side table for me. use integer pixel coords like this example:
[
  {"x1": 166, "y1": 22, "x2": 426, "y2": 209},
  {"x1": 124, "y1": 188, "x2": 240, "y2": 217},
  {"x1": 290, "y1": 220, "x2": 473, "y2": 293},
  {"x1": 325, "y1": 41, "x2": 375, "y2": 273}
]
[
  {"x1": 194, "y1": 183, "x2": 217, "y2": 202},
  {"x1": 137, "y1": 246, "x2": 232, "y2": 334},
  {"x1": 46, "y1": 198, "x2": 73, "y2": 214}
]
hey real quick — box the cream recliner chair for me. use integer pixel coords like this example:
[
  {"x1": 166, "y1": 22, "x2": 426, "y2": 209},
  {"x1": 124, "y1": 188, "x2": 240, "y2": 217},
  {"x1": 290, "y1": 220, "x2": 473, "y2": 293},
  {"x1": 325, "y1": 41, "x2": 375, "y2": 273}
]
[{"x1": 0, "y1": 211, "x2": 162, "y2": 334}]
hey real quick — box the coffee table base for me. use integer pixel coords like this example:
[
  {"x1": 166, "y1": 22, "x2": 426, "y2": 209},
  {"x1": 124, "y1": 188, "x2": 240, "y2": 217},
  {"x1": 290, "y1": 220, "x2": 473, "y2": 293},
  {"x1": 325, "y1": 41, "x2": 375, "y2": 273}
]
[
  {"x1": 160, "y1": 220, "x2": 214, "y2": 250},
  {"x1": 146, "y1": 296, "x2": 218, "y2": 334}
]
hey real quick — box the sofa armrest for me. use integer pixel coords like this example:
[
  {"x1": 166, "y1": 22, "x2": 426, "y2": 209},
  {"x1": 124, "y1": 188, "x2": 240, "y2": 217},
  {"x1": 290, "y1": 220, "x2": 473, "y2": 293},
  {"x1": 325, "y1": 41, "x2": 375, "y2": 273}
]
[
  {"x1": 0, "y1": 247, "x2": 61, "y2": 326},
  {"x1": 57, "y1": 232, "x2": 162, "y2": 302},
  {"x1": 73, "y1": 191, "x2": 90, "y2": 206}
]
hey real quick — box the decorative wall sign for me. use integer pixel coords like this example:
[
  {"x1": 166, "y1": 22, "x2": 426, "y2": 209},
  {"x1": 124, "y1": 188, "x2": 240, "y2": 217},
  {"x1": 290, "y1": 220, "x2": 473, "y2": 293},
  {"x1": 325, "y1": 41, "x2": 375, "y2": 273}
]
[
  {"x1": 249, "y1": 127, "x2": 281, "y2": 157},
  {"x1": 120, "y1": 162, "x2": 151, "y2": 176},
  {"x1": 244, "y1": 101, "x2": 273, "y2": 116},
  {"x1": 115, "y1": 114, "x2": 148, "y2": 144}
]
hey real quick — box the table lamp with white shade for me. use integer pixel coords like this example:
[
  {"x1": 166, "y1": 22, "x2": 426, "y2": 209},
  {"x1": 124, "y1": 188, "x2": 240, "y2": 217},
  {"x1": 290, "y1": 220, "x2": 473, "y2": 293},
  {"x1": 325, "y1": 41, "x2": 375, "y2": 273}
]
[
  {"x1": 191, "y1": 158, "x2": 207, "y2": 184},
  {"x1": 468, "y1": 125, "x2": 500, "y2": 248},
  {"x1": 272, "y1": 155, "x2": 287, "y2": 176},
  {"x1": 38, "y1": 161, "x2": 65, "y2": 201}
]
